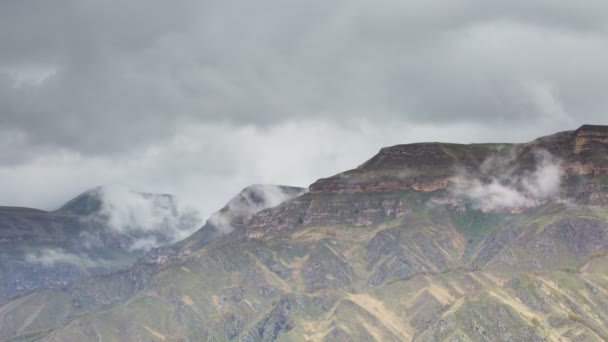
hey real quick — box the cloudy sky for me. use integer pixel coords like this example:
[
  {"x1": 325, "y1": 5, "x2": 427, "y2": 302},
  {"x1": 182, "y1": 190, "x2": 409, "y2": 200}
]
[{"x1": 1, "y1": 0, "x2": 606, "y2": 218}]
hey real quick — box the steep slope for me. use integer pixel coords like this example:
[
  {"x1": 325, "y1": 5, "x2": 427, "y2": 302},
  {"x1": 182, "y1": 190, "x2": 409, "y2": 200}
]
[{"x1": 3, "y1": 125, "x2": 608, "y2": 342}]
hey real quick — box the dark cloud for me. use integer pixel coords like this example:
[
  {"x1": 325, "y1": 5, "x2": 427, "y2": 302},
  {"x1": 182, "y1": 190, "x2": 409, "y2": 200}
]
[{"x1": 0, "y1": 1, "x2": 606, "y2": 214}]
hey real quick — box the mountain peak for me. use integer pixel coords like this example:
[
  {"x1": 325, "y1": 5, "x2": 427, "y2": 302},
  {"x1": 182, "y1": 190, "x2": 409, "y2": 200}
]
[
  {"x1": 143, "y1": 184, "x2": 306, "y2": 261},
  {"x1": 207, "y1": 184, "x2": 307, "y2": 233},
  {"x1": 310, "y1": 125, "x2": 608, "y2": 194},
  {"x1": 56, "y1": 186, "x2": 177, "y2": 216},
  {"x1": 56, "y1": 186, "x2": 104, "y2": 215},
  {"x1": 219, "y1": 184, "x2": 307, "y2": 219}
]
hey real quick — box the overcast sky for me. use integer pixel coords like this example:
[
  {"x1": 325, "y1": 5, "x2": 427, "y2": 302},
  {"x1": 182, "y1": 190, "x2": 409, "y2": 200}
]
[{"x1": 1, "y1": 1, "x2": 607, "y2": 217}]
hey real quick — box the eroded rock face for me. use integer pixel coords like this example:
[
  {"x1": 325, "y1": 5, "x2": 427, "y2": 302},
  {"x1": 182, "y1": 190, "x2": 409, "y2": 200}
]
[
  {"x1": 365, "y1": 225, "x2": 463, "y2": 287},
  {"x1": 423, "y1": 297, "x2": 547, "y2": 342},
  {"x1": 308, "y1": 142, "x2": 492, "y2": 194},
  {"x1": 309, "y1": 175, "x2": 453, "y2": 194},
  {"x1": 563, "y1": 126, "x2": 608, "y2": 176},
  {"x1": 563, "y1": 161, "x2": 608, "y2": 176},
  {"x1": 304, "y1": 126, "x2": 608, "y2": 219},
  {"x1": 572, "y1": 124, "x2": 608, "y2": 154},
  {"x1": 244, "y1": 193, "x2": 419, "y2": 239},
  {"x1": 471, "y1": 216, "x2": 608, "y2": 272},
  {"x1": 239, "y1": 296, "x2": 297, "y2": 342},
  {"x1": 545, "y1": 218, "x2": 608, "y2": 257},
  {"x1": 301, "y1": 239, "x2": 355, "y2": 292}
]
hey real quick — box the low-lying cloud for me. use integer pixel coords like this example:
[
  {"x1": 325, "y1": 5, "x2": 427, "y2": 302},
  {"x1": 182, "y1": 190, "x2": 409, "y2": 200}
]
[
  {"x1": 83, "y1": 186, "x2": 203, "y2": 251},
  {"x1": 25, "y1": 248, "x2": 109, "y2": 268},
  {"x1": 224, "y1": 184, "x2": 306, "y2": 216},
  {"x1": 451, "y1": 149, "x2": 563, "y2": 211},
  {"x1": 209, "y1": 184, "x2": 306, "y2": 234}
]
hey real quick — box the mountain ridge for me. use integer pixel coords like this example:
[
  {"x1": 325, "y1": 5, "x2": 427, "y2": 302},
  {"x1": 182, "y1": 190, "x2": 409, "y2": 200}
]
[
  {"x1": 310, "y1": 127, "x2": 608, "y2": 195},
  {"x1": 2, "y1": 125, "x2": 608, "y2": 341}
]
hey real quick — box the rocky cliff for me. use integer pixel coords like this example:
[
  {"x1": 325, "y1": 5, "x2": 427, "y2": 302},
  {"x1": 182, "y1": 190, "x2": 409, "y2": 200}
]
[{"x1": 311, "y1": 127, "x2": 608, "y2": 194}]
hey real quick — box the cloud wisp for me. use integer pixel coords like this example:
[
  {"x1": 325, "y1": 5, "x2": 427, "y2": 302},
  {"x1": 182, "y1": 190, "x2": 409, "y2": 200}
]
[
  {"x1": 81, "y1": 186, "x2": 203, "y2": 251},
  {"x1": 208, "y1": 184, "x2": 307, "y2": 234},
  {"x1": 450, "y1": 149, "x2": 563, "y2": 212},
  {"x1": 25, "y1": 248, "x2": 114, "y2": 269}
]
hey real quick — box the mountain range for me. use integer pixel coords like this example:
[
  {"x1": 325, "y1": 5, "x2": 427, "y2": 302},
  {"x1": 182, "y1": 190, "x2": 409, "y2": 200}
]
[{"x1": 1, "y1": 125, "x2": 608, "y2": 341}]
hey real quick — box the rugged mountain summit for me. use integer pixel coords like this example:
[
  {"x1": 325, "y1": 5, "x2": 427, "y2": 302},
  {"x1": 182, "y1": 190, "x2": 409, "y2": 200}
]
[
  {"x1": 240, "y1": 126, "x2": 608, "y2": 242},
  {"x1": 56, "y1": 187, "x2": 106, "y2": 215},
  {"x1": 3, "y1": 125, "x2": 608, "y2": 342},
  {"x1": 310, "y1": 126, "x2": 608, "y2": 196}
]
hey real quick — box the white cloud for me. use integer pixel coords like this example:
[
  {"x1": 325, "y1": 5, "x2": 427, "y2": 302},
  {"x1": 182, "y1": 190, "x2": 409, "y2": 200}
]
[
  {"x1": 209, "y1": 184, "x2": 307, "y2": 234},
  {"x1": 0, "y1": 120, "x2": 553, "y2": 217},
  {"x1": 87, "y1": 185, "x2": 203, "y2": 251},
  {"x1": 451, "y1": 149, "x2": 563, "y2": 211},
  {"x1": 25, "y1": 248, "x2": 109, "y2": 268},
  {"x1": 0, "y1": 65, "x2": 57, "y2": 88}
]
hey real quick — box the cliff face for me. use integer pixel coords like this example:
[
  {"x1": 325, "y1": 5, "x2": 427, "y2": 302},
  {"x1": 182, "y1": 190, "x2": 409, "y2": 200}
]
[
  {"x1": 573, "y1": 124, "x2": 608, "y2": 154},
  {"x1": 311, "y1": 126, "x2": 608, "y2": 195},
  {"x1": 309, "y1": 142, "x2": 498, "y2": 194}
]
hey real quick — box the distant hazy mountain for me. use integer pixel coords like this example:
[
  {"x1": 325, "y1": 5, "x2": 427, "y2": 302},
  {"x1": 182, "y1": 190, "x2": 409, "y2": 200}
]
[
  {"x1": 0, "y1": 186, "x2": 202, "y2": 302},
  {"x1": 3, "y1": 125, "x2": 608, "y2": 341}
]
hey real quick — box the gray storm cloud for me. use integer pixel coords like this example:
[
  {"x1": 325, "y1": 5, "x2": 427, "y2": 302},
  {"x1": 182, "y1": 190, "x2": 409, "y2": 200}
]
[
  {"x1": 0, "y1": 1, "x2": 607, "y2": 215},
  {"x1": 0, "y1": 0, "x2": 605, "y2": 155},
  {"x1": 451, "y1": 149, "x2": 563, "y2": 211}
]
